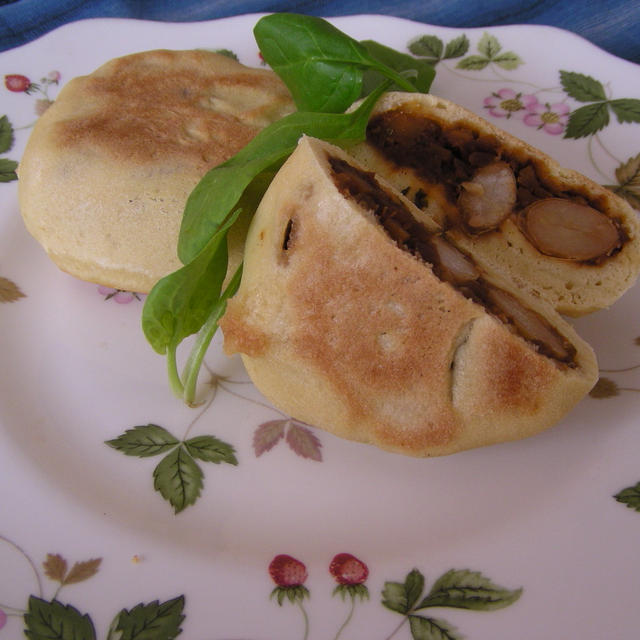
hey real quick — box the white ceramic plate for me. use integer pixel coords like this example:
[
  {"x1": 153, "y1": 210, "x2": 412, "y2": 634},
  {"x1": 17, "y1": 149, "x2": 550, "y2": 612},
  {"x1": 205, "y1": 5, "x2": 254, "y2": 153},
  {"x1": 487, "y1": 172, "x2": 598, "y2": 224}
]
[{"x1": 1, "y1": 14, "x2": 639, "y2": 640}]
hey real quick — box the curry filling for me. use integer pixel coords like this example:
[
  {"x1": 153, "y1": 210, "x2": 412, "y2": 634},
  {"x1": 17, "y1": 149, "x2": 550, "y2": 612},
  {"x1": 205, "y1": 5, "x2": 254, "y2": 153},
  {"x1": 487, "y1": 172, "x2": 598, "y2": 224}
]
[
  {"x1": 365, "y1": 108, "x2": 625, "y2": 264},
  {"x1": 329, "y1": 155, "x2": 577, "y2": 367}
]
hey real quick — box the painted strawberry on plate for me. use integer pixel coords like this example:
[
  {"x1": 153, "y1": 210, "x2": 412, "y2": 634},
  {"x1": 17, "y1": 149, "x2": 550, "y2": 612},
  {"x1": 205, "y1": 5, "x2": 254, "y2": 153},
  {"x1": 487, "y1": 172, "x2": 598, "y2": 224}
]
[
  {"x1": 330, "y1": 553, "x2": 370, "y2": 639},
  {"x1": 269, "y1": 554, "x2": 309, "y2": 604},
  {"x1": 4, "y1": 74, "x2": 33, "y2": 93},
  {"x1": 330, "y1": 552, "x2": 369, "y2": 586}
]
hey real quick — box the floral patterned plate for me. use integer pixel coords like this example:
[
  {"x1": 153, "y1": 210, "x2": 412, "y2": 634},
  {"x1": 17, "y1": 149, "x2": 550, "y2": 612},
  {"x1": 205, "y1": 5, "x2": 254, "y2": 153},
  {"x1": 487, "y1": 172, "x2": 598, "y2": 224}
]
[{"x1": 1, "y1": 14, "x2": 639, "y2": 640}]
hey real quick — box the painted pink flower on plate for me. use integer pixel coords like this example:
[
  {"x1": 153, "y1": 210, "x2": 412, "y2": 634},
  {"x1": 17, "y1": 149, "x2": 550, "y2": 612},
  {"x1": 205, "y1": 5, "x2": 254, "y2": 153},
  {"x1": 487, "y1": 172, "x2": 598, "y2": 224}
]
[
  {"x1": 97, "y1": 285, "x2": 140, "y2": 304},
  {"x1": 523, "y1": 100, "x2": 570, "y2": 135},
  {"x1": 483, "y1": 88, "x2": 537, "y2": 119}
]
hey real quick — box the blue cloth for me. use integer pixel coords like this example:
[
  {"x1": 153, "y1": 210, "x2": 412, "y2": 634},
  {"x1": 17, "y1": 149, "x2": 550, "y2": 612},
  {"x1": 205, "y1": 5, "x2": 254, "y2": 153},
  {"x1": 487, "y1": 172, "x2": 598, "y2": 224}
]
[{"x1": 1, "y1": 0, "x2": 639, "y2": 65}]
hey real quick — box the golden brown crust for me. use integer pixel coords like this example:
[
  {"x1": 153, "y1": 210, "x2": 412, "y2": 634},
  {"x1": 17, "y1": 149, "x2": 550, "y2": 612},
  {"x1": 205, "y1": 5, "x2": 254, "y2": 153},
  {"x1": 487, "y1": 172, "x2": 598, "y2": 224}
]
[
  {"x1": 220, "y1": 136, "x2": 599, "y2": 457},
  {"x1": 18, "y1": 49, "x2": 294, "y2": 293},
  {"x1": 54, "y1": 49, "x2": 292, "y2": 170},
  {"x1": 348, "y1": 92, "x2": 640, "y2": 316}
]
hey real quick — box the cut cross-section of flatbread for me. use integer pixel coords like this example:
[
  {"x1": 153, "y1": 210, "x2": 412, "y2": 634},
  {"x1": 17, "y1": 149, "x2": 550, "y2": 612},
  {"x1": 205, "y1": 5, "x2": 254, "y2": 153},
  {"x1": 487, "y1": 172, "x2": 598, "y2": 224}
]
[
  {"x1": 18, "y1": 49, "x2": 294, "y2": 293},
  {"x1": 220, "y1": 136, "x2": 599, "y2": 457},
  {"x1": 348, "y1": 92, "x2": 640, "y2": 316}
]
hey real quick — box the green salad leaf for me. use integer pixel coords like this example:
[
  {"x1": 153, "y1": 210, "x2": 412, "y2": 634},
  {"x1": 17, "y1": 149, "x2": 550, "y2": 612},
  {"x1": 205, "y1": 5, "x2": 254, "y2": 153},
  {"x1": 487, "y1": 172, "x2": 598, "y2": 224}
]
[
  {"x1": 359, "y1": 39, "x2": 435, "y2": 96},
  {"x1": 142, "y1": 13, "x2": 436, "y2": 404},
  {"x1": 253, "y1": 13, "x2": 420, "y2": 113},
  {"x1": 178, "y1": 85, "x2": 390, "y2": 263}
]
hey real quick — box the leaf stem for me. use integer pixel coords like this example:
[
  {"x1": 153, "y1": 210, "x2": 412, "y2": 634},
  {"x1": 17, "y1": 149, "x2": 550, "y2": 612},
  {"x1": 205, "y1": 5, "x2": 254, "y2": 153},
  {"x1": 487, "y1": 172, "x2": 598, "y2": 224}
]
[
  {"x1": 181, "y1": 266, "x2": 242, "y2": 405},
  {"x1": 167, "y1": 344, "x2": 185, "y2": 398},
  {"x1": 0, "y1": 604, "x2": 26, "y2": 614},
  {"x1": 0, "y1": 533, "x2": 43, "y2": 598},
  {"x1": 384, "y1": 616, "x2": 409, "y2": 640},
  {"x1": 380, "y1": 66, "x2": 420, "y2": 92},
  {"x1": 14, "y1": 122, "x2": 38, "y2": 130},
  {"x1": 297, "y1": 600, "x2": 310, "y2": 640},
  {"x1": 333, "y1": 594, "x2": 356, "y2": 640},
  {"x1": 440, "y1": 61, "x2": 535, "y2": 88},
  {"x1": 490, "y1": 65, "x2": 539, "y2": 89},
  {"x1": 600, "y1": 363, "x2": 640, "y2": 373},
  {"x1": 181, "y1": 306, "x2": 224, "y2": 406},
  {"x1": 595, "y1": 131, "x2": 623, "y2": 166},
  {"x1": 586, "y1": 134, "x2": 622, "y2": 183},
  {"x1": 182, "y1": 383, "x2": 217, "y2": 441},
  {"x1": 217, "y1": 379, "x2": 287, "y2": 415}
]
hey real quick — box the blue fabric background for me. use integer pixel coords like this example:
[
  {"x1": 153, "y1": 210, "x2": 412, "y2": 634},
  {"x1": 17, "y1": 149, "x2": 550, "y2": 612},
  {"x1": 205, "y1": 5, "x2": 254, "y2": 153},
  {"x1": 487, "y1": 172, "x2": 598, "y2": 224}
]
[{"x1": 0, "y1": 0, "x2": 638, "y2": 65}]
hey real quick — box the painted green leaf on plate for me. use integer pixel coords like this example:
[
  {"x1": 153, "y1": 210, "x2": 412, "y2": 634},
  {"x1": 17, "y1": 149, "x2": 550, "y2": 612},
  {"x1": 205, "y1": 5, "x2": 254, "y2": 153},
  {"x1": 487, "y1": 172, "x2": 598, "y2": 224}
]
[
  {"x1": 492, "y1": 51, "x2": 523, "y2": 70},
  {"x1": 614, "y1": 482, "x2": 640, "y2": 512},
  {"x1": 565, "y1": 102, "x2": 610, "y2": 138},
  {"x1": 153, "y1": 446, "x2": 203, "y2": 514},
  {"x1": 477, "y1": 32, "x2": 501, "y2": 58},
  {"x1": 418, "y1": 569, "x2": 523, "y2": 611},
  {"x1": 0, "y1": 115, "x2": 14, "y2": 153},
  {"x1": 409, "y1": 615, "x2": 462, "y2": 640},
  {"x1": 560, "y1": 70, "x2": 607, "y2": 102},
  {"x1": 111, "y1": 596, "x2": 185, "y2": 640},
  {"x1": 382, "y1": 568, "x2": 425, "y2": 614},
  {"x1": 0, "y1": 157, "x2": 18, "y2": 182},
  {"x1": 106, "y1": 425, "x2": 179, "y2": 457},
  {"x1": 183, "y1": 435, "x2": 237, "y2": 465},
  {"x1": 609, "y1": 98, "x2": 640, "y2": 124},
  {"x1": 24, "y1": 597, "x2": 96, "y2": 640},
  {"x1": 443, "y1": 35, "x2": 469, "y2": 59},
  {"x1": 456, "y1": 55, "x2": 490, "y2": 70},
  {"x1": 408, "y1": 35, "x2": 443, "y2": 60}
]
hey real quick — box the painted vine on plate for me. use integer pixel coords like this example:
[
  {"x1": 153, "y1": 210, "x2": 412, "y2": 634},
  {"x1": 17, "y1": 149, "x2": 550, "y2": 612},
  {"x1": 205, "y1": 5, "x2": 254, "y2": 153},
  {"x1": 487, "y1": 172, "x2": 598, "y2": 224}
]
[
  {"x1": 267, "y1": 552, "x2": 522, "y2": 640},
  {"x1": 589, "y1": 334, "x2": 640, "y2": 513},
  {"x1": 1, "y1": 69, "x2": 62, "y2": 296},
  {"x1": 408, "y1": 30, "x2": 640, "y2": 514},
  {"x1": 106, "y1": 381, "x2": 322, "y2": 513},
  {"x1": 0, "y1": 533, "x2": 522, "y2": 639},
  {"x1": 106, "y1": 345, "x2": 322, "y2": 513},
  {"x1": 0, "y1": 112, "x2": 24, "y2": 300},
  {"x1": 0, "y1": 114, "x2": 17, "y2": 183},
  {"x1": 1, "y1": 69, "x2": 61, "y2": 182},
  {"x1": 0, "y1": 533, "x2": 184, "y2": 639},
  {"x1": 407, "y1": 31, "x2": 640, "y2": 210}
]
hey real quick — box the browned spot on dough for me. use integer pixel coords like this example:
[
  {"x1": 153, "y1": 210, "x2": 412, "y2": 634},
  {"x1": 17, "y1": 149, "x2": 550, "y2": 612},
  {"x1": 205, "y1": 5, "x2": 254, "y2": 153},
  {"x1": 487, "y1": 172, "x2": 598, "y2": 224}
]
[
  {"x1": 54, "y1": 50, "x2": 292, "y2": 171},
  {"x1": 481, "y1": 333, "x2": 552, "y2": 414},
  {"x1": 220, "y1": 299, "x2": 269, "y2": 358},
  {"x1": 286, "y1": 211, "x2": 472, "y2": 448}
]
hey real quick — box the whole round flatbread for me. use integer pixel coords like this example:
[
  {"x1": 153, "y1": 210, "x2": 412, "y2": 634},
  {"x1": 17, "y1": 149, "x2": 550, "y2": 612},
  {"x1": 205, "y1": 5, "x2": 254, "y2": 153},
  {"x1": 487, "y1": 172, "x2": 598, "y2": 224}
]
[{"x1": 18, "y1": 49, "x2": 294, "y2": 293}]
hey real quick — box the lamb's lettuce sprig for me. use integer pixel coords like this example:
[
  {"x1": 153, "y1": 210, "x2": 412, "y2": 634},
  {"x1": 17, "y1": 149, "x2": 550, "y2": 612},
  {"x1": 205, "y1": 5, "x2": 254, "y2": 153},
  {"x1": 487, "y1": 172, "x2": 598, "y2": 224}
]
[{"x1": 142, "y1": 13, "x2": 436, "y2": 404}]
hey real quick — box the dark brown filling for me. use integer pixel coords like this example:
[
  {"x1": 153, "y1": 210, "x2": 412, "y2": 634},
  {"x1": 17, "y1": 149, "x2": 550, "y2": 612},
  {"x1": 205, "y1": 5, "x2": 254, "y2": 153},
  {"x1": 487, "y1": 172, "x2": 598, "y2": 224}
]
[
  {"x1": 329, "y1": 155, "x2": 577, "y2": 366},
  {"x1": 365, "y1": 109, "x2": 625, "y2": 261}
]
